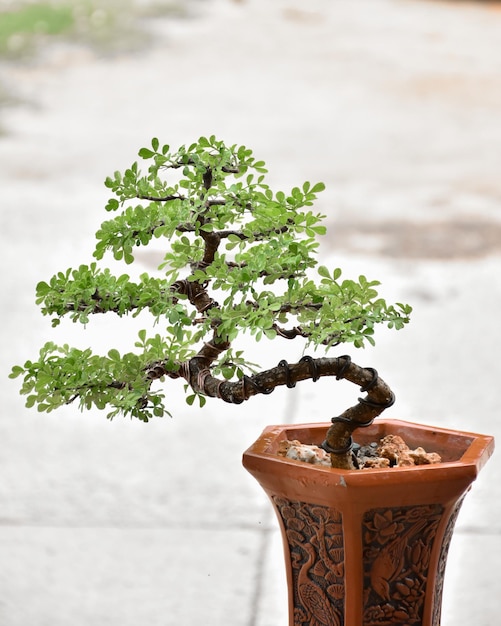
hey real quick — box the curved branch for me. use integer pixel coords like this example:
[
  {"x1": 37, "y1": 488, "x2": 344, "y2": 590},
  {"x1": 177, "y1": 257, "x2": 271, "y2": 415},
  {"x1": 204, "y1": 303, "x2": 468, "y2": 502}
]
[
  {"x1": 163, "y1": 159, "x2": 240, "y2": 175},
  {"x1": 138, "y1": 193, "x2": 186, "y2": 202},
  {"x1": 171, "y1": 279, "x2": 217, "y2": 314},
  {"x1": 218, "y1": 223, "x2": 291, "y2": 241},
  {"x1": 176, "y1": 354, "x2": 393, "y2": 469}
]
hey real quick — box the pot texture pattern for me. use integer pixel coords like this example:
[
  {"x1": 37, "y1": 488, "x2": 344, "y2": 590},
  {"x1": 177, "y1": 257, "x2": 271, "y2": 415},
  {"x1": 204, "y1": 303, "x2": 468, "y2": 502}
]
[{"x1": 243, "y1": 420, "x2": 494, "y2": 626}]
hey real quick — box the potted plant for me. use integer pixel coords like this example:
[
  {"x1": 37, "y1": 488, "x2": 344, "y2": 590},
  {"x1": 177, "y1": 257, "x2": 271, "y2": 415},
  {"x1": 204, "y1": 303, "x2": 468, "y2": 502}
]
[{"x1": 10, "y1": 137, "x2": 493, "y2": 625}]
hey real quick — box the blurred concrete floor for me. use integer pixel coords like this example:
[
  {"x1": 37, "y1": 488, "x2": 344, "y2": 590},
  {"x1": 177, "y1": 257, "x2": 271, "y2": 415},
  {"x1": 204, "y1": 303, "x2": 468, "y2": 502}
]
[{"x1": 0, "y1": 0, "x2": 500, "y2": 624}]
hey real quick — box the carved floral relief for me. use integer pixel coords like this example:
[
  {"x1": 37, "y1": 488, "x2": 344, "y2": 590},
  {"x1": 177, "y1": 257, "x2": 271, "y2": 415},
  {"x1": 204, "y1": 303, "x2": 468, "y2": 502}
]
[
  {"x1": 272, "y1": 498, "x2": 457, "y2": 626},
  {"x1": 362, "y1": 505, "x2": 443, "y2": 625}
]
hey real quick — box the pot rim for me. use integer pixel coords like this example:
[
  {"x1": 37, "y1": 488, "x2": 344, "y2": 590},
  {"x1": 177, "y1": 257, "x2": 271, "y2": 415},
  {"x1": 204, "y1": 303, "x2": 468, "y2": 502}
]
[{"x1": 243, "y1": 418, "x2": 495, "y2": 482}]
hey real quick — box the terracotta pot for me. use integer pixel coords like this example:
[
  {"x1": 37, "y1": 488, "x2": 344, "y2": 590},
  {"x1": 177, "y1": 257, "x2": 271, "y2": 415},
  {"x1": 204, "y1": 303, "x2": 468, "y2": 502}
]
[{"x1": 242, "y1": 419, "x2": 494, "y2": 626}]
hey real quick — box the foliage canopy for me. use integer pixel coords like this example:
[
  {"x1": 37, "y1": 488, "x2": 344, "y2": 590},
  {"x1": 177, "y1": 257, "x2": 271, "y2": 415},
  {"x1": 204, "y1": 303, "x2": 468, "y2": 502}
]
[{"x1": 10, "y1": 137, "x2": 411, "y2": 423}]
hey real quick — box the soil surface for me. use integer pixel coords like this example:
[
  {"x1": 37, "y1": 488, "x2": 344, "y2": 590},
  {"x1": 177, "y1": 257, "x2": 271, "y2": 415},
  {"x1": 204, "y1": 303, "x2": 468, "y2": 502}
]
[{"x1": 279, "y1": 434, "x2": 442, "y2": 469}]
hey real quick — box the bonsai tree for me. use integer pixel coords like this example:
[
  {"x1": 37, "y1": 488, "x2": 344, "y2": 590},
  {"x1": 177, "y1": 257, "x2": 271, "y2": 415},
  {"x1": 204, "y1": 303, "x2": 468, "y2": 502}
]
[{"x1": 10, "y1": 136, "x2": 412, "y2": 469}]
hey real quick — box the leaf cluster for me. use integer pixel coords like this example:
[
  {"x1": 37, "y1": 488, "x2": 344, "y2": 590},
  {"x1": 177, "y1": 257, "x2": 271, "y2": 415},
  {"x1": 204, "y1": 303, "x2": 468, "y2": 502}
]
[{"x1": 11, "y1": 136, "x2": 412, "y2": 421}]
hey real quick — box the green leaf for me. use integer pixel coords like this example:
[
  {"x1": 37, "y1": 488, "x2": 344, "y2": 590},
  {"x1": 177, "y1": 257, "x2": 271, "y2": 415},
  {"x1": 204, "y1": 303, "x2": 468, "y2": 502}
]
[
  {"x1": 25, "y1": 395, "x2": 37, "y2": 408},
  {"x1": 264, "y1": 328, "x2": 277, "y2": 340},
  {"x1": 138, "y1": 329, "x2": 147, "y2": 343},
  {"x1": 311, "y1": 182, "x2": 326, "y2": 194},
  {"x1": 312, "y1": 225, "x2": 327, "y2": 235},
  {"x1": 139, "y1": 147, "x2": 155, "y2": 159},
  {"x1": 9, "y1": 366, "x2": 24, "y2": 379},
  {"x1": 108, "y1": 349, "x2": 121, "y2": 361},
  {"x1": 105, "y1": 198, "x2": 120, "y2": 211},
  {"x1": 36, "y1": 281, "x2": 51, "y2": 296}
]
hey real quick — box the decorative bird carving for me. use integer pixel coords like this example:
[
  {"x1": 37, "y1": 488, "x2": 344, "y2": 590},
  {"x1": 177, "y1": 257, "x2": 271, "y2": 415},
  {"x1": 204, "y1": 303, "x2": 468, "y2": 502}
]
[
  {"x1": 370, "y1": 518, "x2": 427, "y2": 601},
  {"x1": 298, "y1": 542, "x2": 342, "y2": 626}
]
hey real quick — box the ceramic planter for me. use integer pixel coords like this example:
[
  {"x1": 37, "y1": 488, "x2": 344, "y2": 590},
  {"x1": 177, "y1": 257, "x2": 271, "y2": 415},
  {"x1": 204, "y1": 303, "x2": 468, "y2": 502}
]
[{"x1": 243, "y1": 419, "x2": 494, "y2": 626}]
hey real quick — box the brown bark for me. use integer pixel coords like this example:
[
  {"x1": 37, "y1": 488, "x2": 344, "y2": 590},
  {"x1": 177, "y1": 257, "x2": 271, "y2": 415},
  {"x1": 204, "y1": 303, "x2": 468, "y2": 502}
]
[{"x1": 162, "y1": 353, "x2": 394, "y2": 469}]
